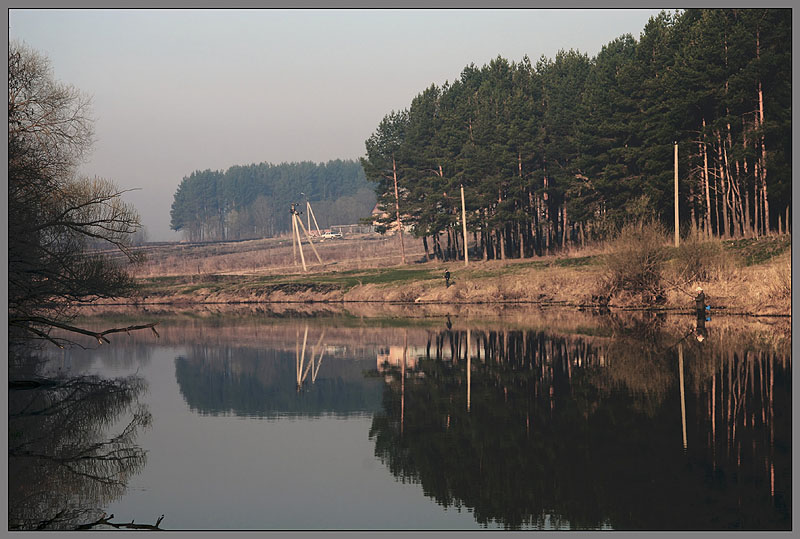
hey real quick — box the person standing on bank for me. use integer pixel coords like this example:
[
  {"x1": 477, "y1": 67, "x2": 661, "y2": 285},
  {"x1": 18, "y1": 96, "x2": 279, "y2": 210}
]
[
  {"x1": 695, "y1": 286, "x2": 707, "y2": 315},
  {"x1": 695, "y1": 286, "x2": 709, "y2": 342}
]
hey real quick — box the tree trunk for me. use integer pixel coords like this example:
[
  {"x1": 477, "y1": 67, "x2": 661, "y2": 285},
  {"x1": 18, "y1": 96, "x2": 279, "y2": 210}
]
[
  {"x1": 702, "y1": 119, "x2": 712, "y2": 238},
  {"x1": 723, "y1": 142, "x2": 743, "y2": 237},
  {"x1": 392, "y1": 155, "x2": 406, "y2": 264},
  {"x1": 497, "y1": 227, "x2": 505, "y2": 260},
  {"x1": 689, "y1": 181, "x2": 698, "y2": 238},
  {"x1": 716, "y1": 133, "x2": 729, "y2": 238},
  {"x1": 482, "y1": 210, "x2": 490, "y2": 261},
  {"x1": 742, "y1": 121, "x2": 752, "y2": 237},
  {"x1": 754, "y1": 158, "x2": 761, "y2": 238},
  {"x1": 786, "y1": 205, "x2": 790, "y2": 235},
  {"x1": 446, "y1": 227, "x2": 453, "y2": 261},
  {"x1": 756, "y1": 28, "x2": 770, "y2": 235},
  {"x1": 713, "y1": 167, "x2": 721, "y2": 238},
  {"x1": 452, "y1": 224, "x2": 460, "y2": 261}
]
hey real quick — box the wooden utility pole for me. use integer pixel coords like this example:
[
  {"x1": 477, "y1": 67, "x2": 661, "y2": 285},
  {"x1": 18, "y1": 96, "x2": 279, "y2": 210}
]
[
  {"x1": 674, "y1": 141, "x2": 680, "y2": 247},
  {"x1": 295, "y1": 217, "x2": 323, "y2": 264},
  {"x1": 392, "y1": 155, "x2": 406, "y2": 265},
  {"x1": 292, "y1": 212, "x2": 307, "y2": 272},
  {"x1": 289, "y1": 203, "x2": 323, "y2": 272},
  {"x1": 460, "y1": 184, "x2": 469, "y2": 267},
  {"x1": 291, "y1": 206, "x2": 298, "y2": 266},
  {"x1": 306, "y1": 201, "x2": 322, "y2": 237}
]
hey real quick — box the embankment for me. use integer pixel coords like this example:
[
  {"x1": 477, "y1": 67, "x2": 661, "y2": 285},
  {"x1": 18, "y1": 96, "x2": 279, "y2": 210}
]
[{"x1": 112, "y1": 238, "x2": 790, "y2": 317}]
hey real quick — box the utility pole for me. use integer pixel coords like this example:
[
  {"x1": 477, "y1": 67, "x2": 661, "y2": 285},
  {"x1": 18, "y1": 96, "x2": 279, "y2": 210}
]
[
  {"x1": 292, "y1": 210, "x2": 307, "y2": 272},
  {"x1": 674, "y1": 141, "x2": 680, "y2": 247},
  {"x1": 306, "y1": 200, "x2": 322, "y2": 237},
  {"x1": 289, "y1": 203, "x2": 323, "y2": 273},
  {"x1": 295, "y1": 217, "x2": 323, "y2": 265},
  {"x1": 461, "y1": 184, "x2": 469, "y2": 267},
  {"x1": 291, "y1": 204, "x2": 298, "y2": 266}
]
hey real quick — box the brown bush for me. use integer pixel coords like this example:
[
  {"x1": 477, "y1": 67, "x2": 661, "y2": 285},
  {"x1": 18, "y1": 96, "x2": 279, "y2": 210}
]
[
  {"x1": 671, "y1": 236, "x2": 740, "y2": 283},
  {"x1": 602, "y1": 221, "x2": 669, "y2": 304},
  {"x1": 766, "y1": 252, "x2": 791, "y2": 302}
]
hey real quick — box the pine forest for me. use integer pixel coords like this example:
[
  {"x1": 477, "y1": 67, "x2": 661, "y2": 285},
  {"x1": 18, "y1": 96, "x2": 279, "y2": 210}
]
[
  {"x1": 170, "y1": 159, "x2": 374, "y2": 242},
  {"x1": 362, "y1": 9, "x2": 791, "y2": 261}
]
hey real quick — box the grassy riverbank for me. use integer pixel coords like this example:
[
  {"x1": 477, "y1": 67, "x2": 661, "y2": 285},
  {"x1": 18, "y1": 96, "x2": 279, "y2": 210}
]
[{"x1": 120, "y1": 234, "x2": 790, "y2": 317}]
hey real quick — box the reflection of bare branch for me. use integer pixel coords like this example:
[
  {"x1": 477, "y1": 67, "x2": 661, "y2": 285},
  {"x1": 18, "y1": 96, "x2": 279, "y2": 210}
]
[
  {"x1": 76, "y1": 513, "x2": 165, "y2": 531},
  {"x1": 9, "y1": 373, "x2": 150, "y2": 531},
  {"x1": 10, "y1": 316, "x2": 159, "y2": 345}
]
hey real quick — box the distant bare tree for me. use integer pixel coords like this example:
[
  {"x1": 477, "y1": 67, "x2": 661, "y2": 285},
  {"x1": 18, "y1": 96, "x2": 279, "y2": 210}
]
[{"x1": 8, "y1": 41, "x2": 155, "y2": 348}]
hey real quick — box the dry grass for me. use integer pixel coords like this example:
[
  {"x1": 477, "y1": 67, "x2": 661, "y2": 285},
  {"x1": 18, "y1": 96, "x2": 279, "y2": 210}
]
[
  {"x1": 108, "y1": 228, "x2": 790, "y2": 316},
  {"x1": 127, "y1": 233, "x2": 427, "y2": 278}
]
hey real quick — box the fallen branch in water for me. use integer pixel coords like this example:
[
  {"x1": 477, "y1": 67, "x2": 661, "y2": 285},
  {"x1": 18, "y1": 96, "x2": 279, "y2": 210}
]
[
  {"x1": 75, "y1": 513, "x2": 165, "y2": 531},
  {"x1": 10, "y1": 316, "x2": 160, "y2": 347}
]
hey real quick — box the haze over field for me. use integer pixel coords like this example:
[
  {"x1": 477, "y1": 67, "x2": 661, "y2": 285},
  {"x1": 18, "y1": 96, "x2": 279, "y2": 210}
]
[{"x1": 9, "y1": 9, "x2": 662, "y2": 241}]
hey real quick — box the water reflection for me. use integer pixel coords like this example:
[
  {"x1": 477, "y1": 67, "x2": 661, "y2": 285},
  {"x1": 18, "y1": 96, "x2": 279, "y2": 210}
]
[
  {"x1": 8, "y1": 361, "x2": 151, "y2": 530},
  {"x1": 369, "y1": 316, "x2": 791, "y2": 530},
  {"x1": 12, "y1": 307, "x2": 790, "y2": 530},
  {"x1": 174, "y1": 324, "x2": 383, "y2": 418}
]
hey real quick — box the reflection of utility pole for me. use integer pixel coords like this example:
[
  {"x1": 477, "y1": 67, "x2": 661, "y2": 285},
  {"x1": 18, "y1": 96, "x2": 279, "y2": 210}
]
[
  {"x1": 712, "y1": 362, "x2": 716, "y2": 471},
  {"x1": 310, "y1": 331, "x2": 325, "y2": 384},
  {"x1": 770, "y1": 354, "x2": 774, "y2": 499},
  {"x1": 466, "y1": 328, "x2": 471, "y2": 412},
  {"x1": 401, "y1": 330, "x2": 407, "y2": 435},
  {"x1": 296, "y1": 325, "x2": 309, "y2": 391},
  {"x1": 679, "y1": 342, "x2": 687, "y2": 449},
  {"x1": 297, "y1": 328, "x2": 326, "y2": 390}
]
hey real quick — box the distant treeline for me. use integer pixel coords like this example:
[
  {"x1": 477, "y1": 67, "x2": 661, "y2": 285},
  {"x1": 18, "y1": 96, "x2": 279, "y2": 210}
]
[
  {"x1": 170, "y1": 159, "x2": 375, "y2": 241},
  {"x1": 362, "y1": 9, "x2": 791, "y2": 261}
]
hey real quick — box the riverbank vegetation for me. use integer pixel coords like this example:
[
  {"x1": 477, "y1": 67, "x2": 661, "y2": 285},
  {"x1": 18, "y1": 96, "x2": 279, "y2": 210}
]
[{"x1": 118, "y1": 231, "x2": 789, "y2": 316}]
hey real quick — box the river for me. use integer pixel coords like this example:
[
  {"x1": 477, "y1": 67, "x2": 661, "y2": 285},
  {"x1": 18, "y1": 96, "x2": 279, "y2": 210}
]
[{"x1": 8, "y1": 305, "x2": 791, "y2": 530}]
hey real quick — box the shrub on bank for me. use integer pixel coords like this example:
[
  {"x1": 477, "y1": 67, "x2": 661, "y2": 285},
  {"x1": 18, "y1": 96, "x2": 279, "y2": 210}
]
[
  {"x1": 602, "y1": 221, "x2": 670, "y2": 304},
  {"x1": 671, "y1": 236, "x2": 740, "y2": 283}
]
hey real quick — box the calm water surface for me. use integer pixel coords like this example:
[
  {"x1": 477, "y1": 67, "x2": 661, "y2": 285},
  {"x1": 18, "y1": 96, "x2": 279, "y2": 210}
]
[{"x1": 8, "y1": 307, "x2": 791, "y2": 530}]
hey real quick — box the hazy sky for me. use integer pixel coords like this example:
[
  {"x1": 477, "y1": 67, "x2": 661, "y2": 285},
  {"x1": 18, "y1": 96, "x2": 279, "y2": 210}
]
[{"x1": 9, "y1": 8, "x2": 663, "y2": 241}]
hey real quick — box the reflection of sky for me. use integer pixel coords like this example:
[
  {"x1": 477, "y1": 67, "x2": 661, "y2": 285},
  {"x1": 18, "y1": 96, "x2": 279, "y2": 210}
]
[
  {"x1": 27, "y1": 313, "x2": 791, "y2": 530},
  {"x1": 90, "y1": 345, "x2": 498, "y2": 529},
  {"x1": 173, "y1": 347, "x2": 384, "y2": 418}
]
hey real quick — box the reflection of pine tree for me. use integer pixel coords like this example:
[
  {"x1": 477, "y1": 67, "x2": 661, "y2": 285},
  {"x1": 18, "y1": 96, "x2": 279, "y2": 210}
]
[
  {"x1": 8, "y1": 372, "x2": 150, "y2": 530},
  {"x1": 369, "y1": 325, "x2": 791, "y2": 530}
]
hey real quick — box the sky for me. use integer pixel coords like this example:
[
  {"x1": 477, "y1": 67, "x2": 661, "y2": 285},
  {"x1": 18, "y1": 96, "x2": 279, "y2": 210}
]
[{"x1": 9, "y1": 8, "x2": 663, "y2": 241}]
